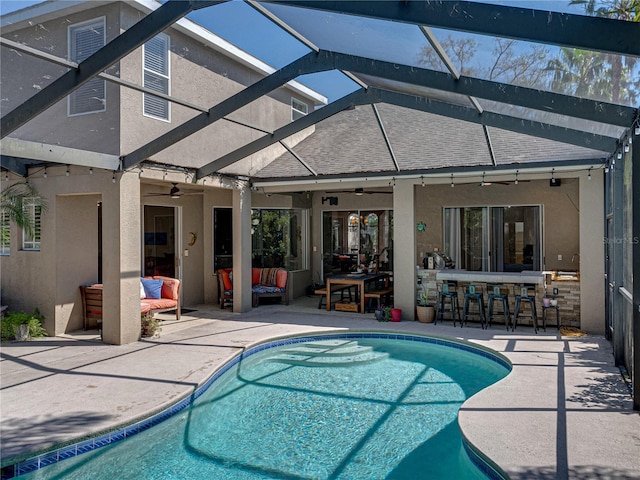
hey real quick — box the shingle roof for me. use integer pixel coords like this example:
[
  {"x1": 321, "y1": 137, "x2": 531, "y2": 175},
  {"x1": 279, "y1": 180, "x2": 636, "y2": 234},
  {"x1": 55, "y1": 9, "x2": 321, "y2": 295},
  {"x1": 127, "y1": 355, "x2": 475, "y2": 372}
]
[{"x1": 254, "y1": 103, "x2": 608, "y2": 179}]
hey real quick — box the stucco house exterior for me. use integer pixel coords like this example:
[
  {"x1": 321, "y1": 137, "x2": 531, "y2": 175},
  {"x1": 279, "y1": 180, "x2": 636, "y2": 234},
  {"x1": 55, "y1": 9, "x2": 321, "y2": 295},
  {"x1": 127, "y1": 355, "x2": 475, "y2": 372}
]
[
  {"x1": 1, "y1": 0, "x2": 326, "y2": 344},
  {"x1": 1, "y1": 0, "x2": 636, "y2": 407}
]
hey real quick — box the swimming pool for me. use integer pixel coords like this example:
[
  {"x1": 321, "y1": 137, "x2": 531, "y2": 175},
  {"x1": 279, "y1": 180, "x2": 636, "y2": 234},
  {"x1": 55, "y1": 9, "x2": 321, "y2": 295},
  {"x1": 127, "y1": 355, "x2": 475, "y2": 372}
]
[{"x1": 11, "y1": 332, "x2": 510, "y2": 479}]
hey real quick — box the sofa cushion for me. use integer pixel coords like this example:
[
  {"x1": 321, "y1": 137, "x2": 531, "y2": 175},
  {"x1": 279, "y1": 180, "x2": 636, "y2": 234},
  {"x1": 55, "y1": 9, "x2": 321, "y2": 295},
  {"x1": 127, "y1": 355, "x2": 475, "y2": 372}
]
[
  {"x1": 260, "y1": 268, "x2": 279, "y2": 286},
  {"x1": 252, "y1": 285, "x2": 285, "y2": 294},
  {"x1": 142, "y1": 298, "x2": 177, "y2": 310},
  {"x1": 154, "y1": 276, "x2": 179, "y2": 300},
  {"x1": 141, "y1": 278, "x2": 163, "y2": 299},
  {"x1": 252, "y1": 268, "x2": 261, "y2": 286},
  {"x1": 275, "y1": 269, "x2": 288, "y2": 289}
]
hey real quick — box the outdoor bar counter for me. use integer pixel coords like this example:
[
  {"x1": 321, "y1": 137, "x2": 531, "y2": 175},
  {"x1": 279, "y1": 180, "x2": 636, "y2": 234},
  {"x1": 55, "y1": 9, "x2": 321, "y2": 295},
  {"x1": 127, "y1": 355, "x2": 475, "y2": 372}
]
[
  {"x1": 417, "y1": 269, "x2": 581, "y2": 326},
  {"x1": 436, "y1": 270, "x2": 545, "y2": 285}
]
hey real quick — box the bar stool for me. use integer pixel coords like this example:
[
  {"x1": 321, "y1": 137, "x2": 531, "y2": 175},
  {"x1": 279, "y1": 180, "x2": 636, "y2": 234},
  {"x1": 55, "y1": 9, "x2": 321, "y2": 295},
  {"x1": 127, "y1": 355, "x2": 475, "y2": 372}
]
[
  {"x1": 541, "y1": 299, "x2": 560, "y2": 331},
  {"x1": 513, "y1": 285, "x2": 539, "y2": 333},
  {"x1": 462, "y1": 284, "x2": 486, "y2": 329},
  {"x1": 487, "y1": 284, "x2": 511, "y2": 330},
  {"x1": 435, "y1": 282, "x2": 460, "y2": 327}
]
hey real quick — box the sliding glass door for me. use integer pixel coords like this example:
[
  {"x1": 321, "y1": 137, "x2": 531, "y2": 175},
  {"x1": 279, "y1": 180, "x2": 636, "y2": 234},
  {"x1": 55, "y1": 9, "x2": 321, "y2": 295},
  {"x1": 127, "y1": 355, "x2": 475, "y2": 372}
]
[{"x1": 444, "y1": 205, "x2": 541, "y2": 272}]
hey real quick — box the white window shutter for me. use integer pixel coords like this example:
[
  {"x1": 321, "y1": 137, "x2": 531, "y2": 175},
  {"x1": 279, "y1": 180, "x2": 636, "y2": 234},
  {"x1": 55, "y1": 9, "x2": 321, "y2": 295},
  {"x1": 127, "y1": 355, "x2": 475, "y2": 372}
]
[
  {"x1": 68, "y1": 19, "x2": 106, "y2": 115},
  {"x1": 143, "y1": 34, "x2": 170, "y2": 120}
]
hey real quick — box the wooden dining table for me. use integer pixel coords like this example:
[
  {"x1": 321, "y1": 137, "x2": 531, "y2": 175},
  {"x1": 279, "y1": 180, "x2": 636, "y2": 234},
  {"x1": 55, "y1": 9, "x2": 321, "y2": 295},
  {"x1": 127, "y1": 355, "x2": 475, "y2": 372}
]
[{"x1": 325, "y1": 272, "x2": 389, "y2": 313}]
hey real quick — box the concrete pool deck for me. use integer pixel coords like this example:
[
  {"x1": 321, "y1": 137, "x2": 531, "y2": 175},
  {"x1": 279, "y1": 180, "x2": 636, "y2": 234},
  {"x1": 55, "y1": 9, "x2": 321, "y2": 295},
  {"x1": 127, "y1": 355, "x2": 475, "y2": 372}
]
[{"x1": 1, "y1": 298, "x2": 639, "y2": 479}]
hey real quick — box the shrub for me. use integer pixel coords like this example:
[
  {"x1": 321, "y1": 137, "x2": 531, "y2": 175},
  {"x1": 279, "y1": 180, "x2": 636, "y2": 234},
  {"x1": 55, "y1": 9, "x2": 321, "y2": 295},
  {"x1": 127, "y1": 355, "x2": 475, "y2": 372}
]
[
  {"x1": 141, "y1": 313, "x2": 161, "y2": 338},
  {"x1": 1, "y1": 309, "x2": 47, "y2": 341}
]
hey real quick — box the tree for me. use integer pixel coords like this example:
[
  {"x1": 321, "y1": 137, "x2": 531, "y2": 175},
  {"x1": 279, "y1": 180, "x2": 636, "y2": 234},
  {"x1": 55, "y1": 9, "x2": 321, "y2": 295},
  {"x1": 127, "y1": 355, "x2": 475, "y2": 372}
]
[
  {"x1": 566, "y1": 0, "x2": 640, "y2": 103},
  {"x1": 0, "y1": 182, "x2": 48, "y2": 242},
  {"x1": 417, "y1": 35, "x2": 550, "y2": 89}
]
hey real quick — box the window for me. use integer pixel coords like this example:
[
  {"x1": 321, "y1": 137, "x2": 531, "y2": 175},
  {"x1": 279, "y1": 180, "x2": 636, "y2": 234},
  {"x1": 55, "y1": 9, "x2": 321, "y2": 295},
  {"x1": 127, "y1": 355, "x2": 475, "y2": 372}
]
[
  {"x1": 291, "y1": 97, "x2": 308, "y2": 121},
  {"x1": 68, "y1": 18, "x2": 106, "y2": 116},
  {"x1": 213, "y1": 207, "x2": 233, "y2": 272},
  {"x1": 444, "y1": 205, "x2": 542, "y2": 272},
  {"x1": 322, "y1": 210, "x2": 393, "y2": 278},
  {"x1": 143, "y1": 33, "x2": 170, "y2": 121},
  {"x1": 1, "y1": 210, "x2": 9, "y2": 255},
  {"x1": 22, "y1": 198, "x2": 42, "y2": 251},
  {"x1": 251, "y1": 209, "x2": 307, "y2": 271}
]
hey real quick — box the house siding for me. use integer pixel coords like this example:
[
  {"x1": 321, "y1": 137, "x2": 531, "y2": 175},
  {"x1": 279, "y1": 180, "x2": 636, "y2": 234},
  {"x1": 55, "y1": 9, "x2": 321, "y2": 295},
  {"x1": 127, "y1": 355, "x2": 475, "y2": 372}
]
[{"x1": 0, "y1": 4, "x2": 122, "y2": 155}]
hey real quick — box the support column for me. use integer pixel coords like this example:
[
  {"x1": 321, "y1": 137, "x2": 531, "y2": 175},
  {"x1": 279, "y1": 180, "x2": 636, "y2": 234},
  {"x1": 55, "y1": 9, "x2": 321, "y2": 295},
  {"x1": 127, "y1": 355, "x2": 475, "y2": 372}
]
[
  {"x1": 101, "y1": 171, "x2": 142, "y2": 345},
  {"x1": 579, "y1": 169, "x2": 605, "y2": 334},
  {"x1": 632, "y1": 129, "x2": 640, "y2": 411},
  {"x1": 393, "y1": 179, "x2": 416, "y2": 320},
  {"x1": 232, "y1": 185, "x2": 252, "y2": 312}
]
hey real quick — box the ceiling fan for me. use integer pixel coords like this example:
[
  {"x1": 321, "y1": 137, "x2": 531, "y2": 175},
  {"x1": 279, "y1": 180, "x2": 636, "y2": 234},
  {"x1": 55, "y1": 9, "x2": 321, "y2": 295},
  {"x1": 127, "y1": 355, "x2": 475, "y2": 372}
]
[
  {"x1": 144, "y1": 183, "x2": 203, "y2": 198},
  {"x1": 333, "y1": 187, "x2": 393, "y2": 195}
]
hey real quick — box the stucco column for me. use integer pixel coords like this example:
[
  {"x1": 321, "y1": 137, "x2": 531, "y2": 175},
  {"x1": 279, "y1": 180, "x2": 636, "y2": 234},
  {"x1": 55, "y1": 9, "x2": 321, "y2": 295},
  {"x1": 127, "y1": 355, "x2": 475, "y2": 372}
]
[
  {"x1": 579, "y1": 169, "x2": 605, "y2": 334},
  {"x1": 232, "y1": 185, "x2": 252, "y2": 312},
  {"x1": 101, "y1": 172, "x2": 142, "y2": 345},
  {"x1": 393, "y1": 179, "x2": 416, "y2": 320}
]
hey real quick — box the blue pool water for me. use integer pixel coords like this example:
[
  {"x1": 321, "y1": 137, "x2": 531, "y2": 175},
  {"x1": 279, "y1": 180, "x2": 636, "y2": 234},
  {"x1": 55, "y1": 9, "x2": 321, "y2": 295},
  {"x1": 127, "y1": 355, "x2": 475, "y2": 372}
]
[{"x1": 17, "y1": 334, "x2": 510, "y2": 479}]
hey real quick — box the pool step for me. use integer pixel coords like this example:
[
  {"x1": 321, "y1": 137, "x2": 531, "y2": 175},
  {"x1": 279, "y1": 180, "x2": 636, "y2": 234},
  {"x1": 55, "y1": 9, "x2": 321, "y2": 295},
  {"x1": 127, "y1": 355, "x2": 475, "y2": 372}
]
[
  {"x1": 278, "y1": 341, "x2": 374, "y2": 357},
  {"x1": 270, "y1": 340, "x2": 388, "y2": 367}
]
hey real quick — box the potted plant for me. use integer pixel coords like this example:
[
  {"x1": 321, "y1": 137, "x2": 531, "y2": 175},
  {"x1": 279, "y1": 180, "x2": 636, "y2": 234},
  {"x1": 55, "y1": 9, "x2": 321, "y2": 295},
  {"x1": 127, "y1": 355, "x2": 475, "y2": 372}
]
[
  {"x1": 141, "y1": 313, "x2": 161, "y2": 338},
  {"x1": 416, "y1": 287, "x2": 435, "y2": 323},
  {"x1": 374, "y1": 304, "x2": 391, "y2": 322},
  {"x1": 1, "y1": 309, "x2": 47, "y2": 342}
]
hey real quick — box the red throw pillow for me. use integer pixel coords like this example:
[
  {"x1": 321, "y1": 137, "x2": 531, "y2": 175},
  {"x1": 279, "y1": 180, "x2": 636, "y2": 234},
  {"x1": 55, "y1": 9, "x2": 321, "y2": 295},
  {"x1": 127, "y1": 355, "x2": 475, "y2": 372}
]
[
  {"x1": 221, "y1": 272, "x2": 232, "y2": 291},
  {"x1": 275, "y1": 269, "x2": 287, "y2": 289},
  {"x1": 252, "y1": 268, "x2": 261, "y2": 286}
]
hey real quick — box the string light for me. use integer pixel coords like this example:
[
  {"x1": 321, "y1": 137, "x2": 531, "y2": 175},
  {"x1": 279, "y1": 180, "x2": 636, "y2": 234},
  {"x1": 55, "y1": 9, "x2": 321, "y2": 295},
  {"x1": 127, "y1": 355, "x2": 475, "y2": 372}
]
[
  {"x1": 551, "y1": 168, "x2": 555, "y2": 180},
  {"x1": 421, "y1": 175, "x2": 425, "y2": 187},
  {"x1": 514, "y1": 170, "x2": 519, "y2": 185},
  {"x1": 587, "y1": 168, "x2": 592, "y2": 180},
  {"x1": 4, "y1": 171, "x2": 8, "y2": 182},
  {"x1": 450, "y1": 174, "x2": 454, "y2": 188},
  {"x1": 392, "y1": 177, "x2": 396, "y2": 189},
  {"x1": 624, "y1": 143, "x2": 630, "y2": 153},
  {"x1": 635, "y1": 124, "x2": 640, "y2": 136},
  {"x1": 605, "y1": 164, "x2": 610, "y2": 173},
  {"x1": 481, "y1": 172, "x2": 486, "y2": 187},
  {"x1": 43, "y1": 167, "x2": 47, "y2": 178},
  {"x1": 65, "y1": 166, "x2": 70, "y2": 176},
  {"x1": 89, "y1": 167, "x2": 93, "y2": 175},
  {"x1": 617, "y1": 151, "x2": 622, "y2": 160},
  {"x1": 112, "y1": 171, "x2": 116, "y2": 183}
]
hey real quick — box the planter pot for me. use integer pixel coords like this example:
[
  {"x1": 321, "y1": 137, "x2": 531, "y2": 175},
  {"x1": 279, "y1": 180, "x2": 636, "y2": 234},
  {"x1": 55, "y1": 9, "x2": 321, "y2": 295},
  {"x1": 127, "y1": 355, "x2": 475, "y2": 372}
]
[
  {"x1": 14, "y1": 324, "x2": 30, "y2": 341},
  {"x1": 543, "y1": 298, "x2": 551, "y2": 307},
  {"x1": 391, "y1": 308, "x2": 402, "y2": 322},
  {"x1": 416, "y1": 305, "x2": 435, "y2": 323}
]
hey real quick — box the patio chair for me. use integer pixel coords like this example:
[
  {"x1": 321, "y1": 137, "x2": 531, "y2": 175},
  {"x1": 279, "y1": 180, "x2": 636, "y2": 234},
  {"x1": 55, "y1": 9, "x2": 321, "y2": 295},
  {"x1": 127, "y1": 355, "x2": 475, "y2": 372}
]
[{"x1": 435, "y1": 282, "x2": 460, "y2": 327}]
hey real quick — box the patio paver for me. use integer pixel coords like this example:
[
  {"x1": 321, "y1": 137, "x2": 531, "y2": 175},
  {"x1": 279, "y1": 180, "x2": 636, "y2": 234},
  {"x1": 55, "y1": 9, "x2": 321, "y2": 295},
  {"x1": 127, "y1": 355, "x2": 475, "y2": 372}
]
[{"x1": 1, "y1": 299, "x2": 638, "y2": 479}]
